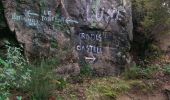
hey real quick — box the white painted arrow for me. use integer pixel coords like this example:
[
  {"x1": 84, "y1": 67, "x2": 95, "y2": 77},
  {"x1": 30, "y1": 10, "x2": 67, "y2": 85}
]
[
  {"x1": 25, "y1": 10, "x2": 39, "y2": 17},
  {"x1": 65, "y1": 18, "x2": 79, "y2": 24},
  {"x1": 85, "y1": 56, "x2": 96, "y2": 63}
]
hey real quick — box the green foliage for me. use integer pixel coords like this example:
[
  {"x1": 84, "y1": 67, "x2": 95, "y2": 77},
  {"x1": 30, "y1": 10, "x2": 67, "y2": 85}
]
[
  {"x1": 27, "y1": 63, "x2": 55, "y2": 100},
  {"x1": 0, "y1": 41, "x2": 31, "y2": 99},
  {"x1": 5, "y1": 42, "x2": 27, "y2": 67},
  {"x1": 80, "y1": 63, "x2": 92, "y2": 77},
  {"x1": 129, "y1": 80, "x2": 155, "y2": 93},
  {"x1": 47, "y1": 57, "x2": 60, "y2": 66},
  {"x1": 16, "y1": 96, "x2": 22, "y2": 100},
  {"x1": 124, "y1": 63, "x2": 170, "y2": 80},
  {"x1": 124, "y1": 65, "x2": 142, "y2": 79},
  {"x1": 163, "y1": 65, "x2": 170, "y2": 75},
  {"x1": 68, "y1": 63, "x2": 93, "y2": 84},
  {"x1": 0, "y1": 58, "x2": 8, "y2": 67},
  {"x1": 40, "y1": 0, "x2": 46, "y2": 7},
  {"x1": 0, "y1": 40, "x2": 66, "y2": 100},
  {"x1": 55, "y1": 77, "x2": 67, "y2": 90},
  {"x1": 133, "y1": 0, "x2": 170, "y2": 31},
  {"x1": 124, "y1": 65, "x2": 160, "y2": 79},
  {"x1": 24, "y1": 58, "x2": 66, "y2": 100},
  {"x1": 50, "y1": 37, "x2": 58, "y2": 49},
  {"x1": 132, "y1": 0, "x2": 170, "y2": 61},
  {"x1": 86, "y1": 77, "x2": 131, "y2": 100},
  {"x1": 141, "y1": 0, "x2": 169, "y2": 31}
]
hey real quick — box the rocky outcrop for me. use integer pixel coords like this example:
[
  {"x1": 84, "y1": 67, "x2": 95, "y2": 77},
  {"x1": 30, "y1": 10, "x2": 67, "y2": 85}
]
[
  {"x1": 2, "y1": 0, "x2": 133, "y2": 76},
  {"x1": 155, "y1": 32, "x2": 170, "y2": 54}
]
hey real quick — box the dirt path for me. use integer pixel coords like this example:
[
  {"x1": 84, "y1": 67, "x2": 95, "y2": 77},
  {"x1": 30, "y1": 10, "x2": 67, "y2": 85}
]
[
  {"x1": 118, "y1": 76, "x2": 170, "y2": 100},
  {"x1": 118, "y1": 92, "x2": 168, "y2": 100}
]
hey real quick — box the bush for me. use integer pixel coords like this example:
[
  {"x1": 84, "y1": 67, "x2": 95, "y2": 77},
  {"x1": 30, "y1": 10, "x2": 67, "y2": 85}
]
[
  {"x1": 124, "y1": 65, "x2": 142, "y2": 79},
  {"x1": 86, "y1": 77, "x2": 131, "y2": 100},
  {"x1": 80, "y1": 62, "x2": 92, "y2": 77},
  {"x1": 24, "y1": 58, "x2": 66, "y2": 100},
  {"x1": 0, "y1": 40, "x2": 67, "y2": 100},
  {"x1": 27, "y1": 63, "x2": 55, "y2": 100},
  {"x1": 124, "y1": 65, "x2": 160, "y2": 79},
  {"x1": 0, "y1": 41, "x2": 31, "y2": 99},
  {"x1": 163, "y1": 65, "x2": 170, "y2": 75}
]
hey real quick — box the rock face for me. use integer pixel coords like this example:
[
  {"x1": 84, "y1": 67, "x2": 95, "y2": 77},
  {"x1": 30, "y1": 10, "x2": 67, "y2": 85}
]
[
  {"x1": 2, "y1": 0, "x2": 133, "y2": 76},
  {"x1": 155, "y1": 32, "x2": 170, "y2": 53}
]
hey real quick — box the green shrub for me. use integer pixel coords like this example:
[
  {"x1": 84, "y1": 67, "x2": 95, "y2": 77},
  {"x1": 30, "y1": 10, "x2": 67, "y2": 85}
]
[
  {"x1": 86, "y1": 77, "x2": 131, "y2": 100},
  {"x1": 0, "y1": 41, "x2": 31, "y2": 99},
  {"x1": 80, "y1": 63, "x2": 92, "y2": 77},
  {"x1": 55, "y1": 77, "x2": 67, "y2": 90},
  {"x1": 124, "y1": 63, "x2": 170, "y2": 80},
  {"x1": 24, "y1": 58, "x2": 66, "y2": 100},
  {"x1": 124, "y1": 65, "x2": 159, "y2": 79},
  {"x1": 124, "y1": 65, "x2": 142, "y2": 79},
  {"x1": 28, "y1": 65, "x2": 54, "y2": 100},
  {"x1": 163, "y1": 65, "x2": 170, "y2": 75},
  {"x1": 0, "y1": 40, "x2": 65, "y2": 100}
]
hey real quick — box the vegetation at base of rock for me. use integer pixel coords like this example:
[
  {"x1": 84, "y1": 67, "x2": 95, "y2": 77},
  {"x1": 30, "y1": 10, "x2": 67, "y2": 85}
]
[
  {"x1": 124, "y1": 64, "x2": 170, "y2": 79},
  {"x1": 56, "y1": 77, "x2": 156, "y2": 100},
  {"x1": 0, "y1": 41, "x2": 31, "y2": 99},
  {"x1": 68, "y1": 63, "x2": 93, "y2": 84},
  {"x1": 86, "y1": 77, "x2": 131, "y2": 100},
  {"x1": 23, "y1": 59, "x2": 66, "y2": 100},
  {"x1": 0, "y1": 40, "x2": 65, "y2": 100},
  {"x1": 80, "y1": 62, "x2": 93, "y2": 77},
  {"x1": 0, "y1": 42, "x2": 169, "y2": 99},
  {"x1": 124, "y1": 65, "x2": 159, "y2": 79}
]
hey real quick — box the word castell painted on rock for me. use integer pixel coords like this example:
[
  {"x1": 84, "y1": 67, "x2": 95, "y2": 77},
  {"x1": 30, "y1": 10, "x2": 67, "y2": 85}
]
[{"x1": 76, "y1": 32, "x2": 103, "y2": 54}]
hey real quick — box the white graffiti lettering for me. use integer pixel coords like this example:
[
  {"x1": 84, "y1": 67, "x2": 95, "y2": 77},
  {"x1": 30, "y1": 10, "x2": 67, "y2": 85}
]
[
  {"x1": 41, "y1": 16, "x2": 55, "y2": 22},
  {"x1": 86, "y1": 0, "x2": 126, "y2": 22},
  {"x1": 79, "y1": 32, "x2": 102, "y2": 42},
  {"x1": 43, "y1": 10, "x2": 52, "y2": 16},
  {"x1": 24, "y1": 17, "x2": 39, "y2": 26},
  {"x1": 12, "y1": 9, "x2": 79, "y2": 27},
  {"x1": 76, "y1": 45, "x2": 102, "y2": 54},
  {"x1": 12, "y1": 13, "x2": 22, "y2": 21}
]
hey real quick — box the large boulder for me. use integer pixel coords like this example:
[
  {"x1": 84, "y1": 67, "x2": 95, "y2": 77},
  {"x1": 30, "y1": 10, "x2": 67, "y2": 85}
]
[{"x1": 2, "y1": 0, "x2": 133, "y2": 76}]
